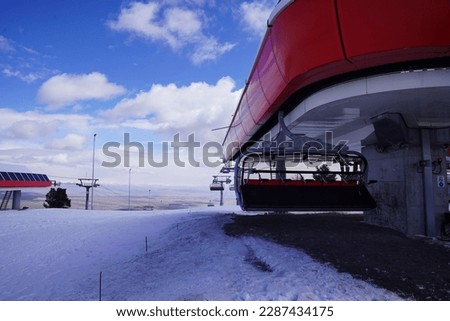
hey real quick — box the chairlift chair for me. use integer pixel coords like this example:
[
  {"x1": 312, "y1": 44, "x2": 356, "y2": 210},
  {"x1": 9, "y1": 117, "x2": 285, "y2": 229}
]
[
  {"x1": 209, "y1": 181, "x2": 224, "y2": 191},
  {"x1": 234, "y1": 149, "x2": 376, "y2": 211}
]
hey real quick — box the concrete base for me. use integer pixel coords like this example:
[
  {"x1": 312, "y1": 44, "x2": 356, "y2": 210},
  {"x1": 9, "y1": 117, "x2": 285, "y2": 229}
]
[{"x1": 363, "y1": 144, "x2": 447, "y2": 236}]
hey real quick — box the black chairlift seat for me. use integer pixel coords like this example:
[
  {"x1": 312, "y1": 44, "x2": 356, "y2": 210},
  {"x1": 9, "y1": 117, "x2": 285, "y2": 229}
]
[
  {"x1": 209, "y1": 175, "x2": 231, "y2": 191},
  {"x1": 240, "y1": 179, "x2": 376, "y2": 211},
  {"x1": 210, "y1": 182, "x2": 224, "y2": 191},
  {"x1": 235, "y1": 149, "x2": 377, "y2": 212}
]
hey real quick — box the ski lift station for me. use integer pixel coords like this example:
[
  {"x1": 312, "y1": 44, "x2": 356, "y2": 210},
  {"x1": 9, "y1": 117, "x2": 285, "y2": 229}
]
[
  {"x1": 214, "y1": 0, "x2": 450, "y2": 237},
  {"x1": 0, "y1": 164, "x2": 52, "y2": 210}
]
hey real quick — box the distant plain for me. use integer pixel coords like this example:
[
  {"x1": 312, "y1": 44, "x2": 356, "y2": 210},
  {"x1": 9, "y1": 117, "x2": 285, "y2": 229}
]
[{"x1": 19, "y1": 184, "x2": 237, "y2": 211}]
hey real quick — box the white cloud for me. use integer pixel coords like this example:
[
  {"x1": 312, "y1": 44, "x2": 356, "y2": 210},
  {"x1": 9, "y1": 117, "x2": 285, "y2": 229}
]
[
  {"x1": 4, "y1": 119, "x2": 58, "y2": 139},
  {"x1": 240, "y1": 1, "x2": 274, "y2": 37},
  {"x1": 102, "y1": 76, "x2": 241, "y2": 141},
  {"x1": 107, "y1": 2, "x2": 172, "y2": 45},
  {"x1": 165, "y1": 7, "x2": 202, "y2": 39},
  {"x1": 0, "y1": 108, "x2": 93, "y2": 140},
  {"x1": 44, "y1": 153, "x2": 70, "y2": 165},
  {"x1": 0, "y1": 38, "x2": 57, "y2": 84},
  {"x1": 191, "y1": 38, "x2": 236, "y2": 65},
  {"x1": 0, "y1": 36, "x2": 14, "y2": 52},
  {"x1": 37, "y1": 72, "x2": 126, "y2": 109},
  {"x1": 48, "y1": 134, "x2": 86, "y2": 150},
  {"x1": 107, "y1": 1, "x2": 234, "y2": 64},
  {"x1": 2, "y1": 67, "x2": 40, "y2": 83}
]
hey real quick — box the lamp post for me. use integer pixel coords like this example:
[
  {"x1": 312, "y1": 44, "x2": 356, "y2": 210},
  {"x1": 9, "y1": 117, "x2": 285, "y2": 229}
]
[
  {"x1": 128, "y1": 168, "x2": 132, "y2": 210},
  {"x1": 91, "y1": 133, "x2": 97, "y2": 210},
  {"x1": 148, "y1": 189, "x2": 151, "y2": 208}
]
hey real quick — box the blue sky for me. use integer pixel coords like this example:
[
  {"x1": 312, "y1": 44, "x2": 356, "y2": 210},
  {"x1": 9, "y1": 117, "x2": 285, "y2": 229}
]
[{"x1": 0, "y1": 0, "x2": 278, "y2": 187}]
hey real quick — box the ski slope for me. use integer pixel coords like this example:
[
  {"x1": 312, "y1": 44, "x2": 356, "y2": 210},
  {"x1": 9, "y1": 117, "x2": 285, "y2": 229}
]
[{"x1": 0, "y1": 207, "x2": 401, "y2": 300}]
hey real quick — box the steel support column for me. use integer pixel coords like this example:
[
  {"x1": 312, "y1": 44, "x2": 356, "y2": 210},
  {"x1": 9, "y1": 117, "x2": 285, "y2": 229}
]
[{"x1": 12, "y1": 190, "x2": 21, "y2": 210}]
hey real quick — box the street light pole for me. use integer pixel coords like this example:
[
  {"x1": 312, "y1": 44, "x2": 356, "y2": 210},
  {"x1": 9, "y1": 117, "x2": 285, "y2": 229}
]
[
  {"x1": 148, "y1": 189, "x2": 151, "y2": 208},
  {"x1": 91, "y1": 133, "x2": 97, "y2": 210},
  {"x1": 128, "y1": 168, "x2": 132, "y2": 210}
]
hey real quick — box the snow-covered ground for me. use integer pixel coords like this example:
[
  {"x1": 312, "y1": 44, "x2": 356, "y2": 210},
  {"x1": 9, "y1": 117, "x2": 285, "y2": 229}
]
[{"x1": 0, "y1": 207, "x2": 401, "y2": 301}]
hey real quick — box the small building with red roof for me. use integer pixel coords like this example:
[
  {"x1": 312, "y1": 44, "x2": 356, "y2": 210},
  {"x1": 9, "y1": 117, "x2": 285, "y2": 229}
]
[{"x1": 0, "y1": 164, "x2": 52, "y2": 210}]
